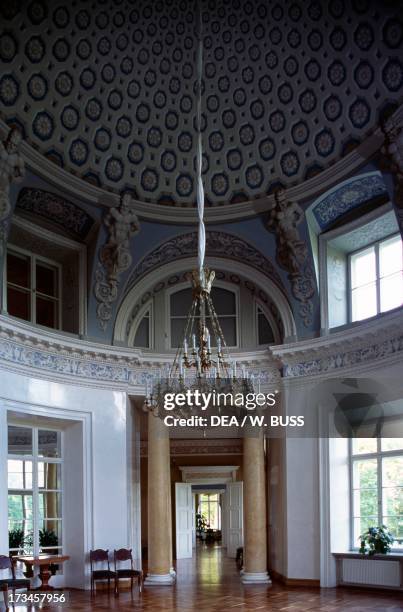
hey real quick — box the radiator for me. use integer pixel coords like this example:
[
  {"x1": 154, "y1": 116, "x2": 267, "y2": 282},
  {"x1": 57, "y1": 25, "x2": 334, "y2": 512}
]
[{"x1": 342, "y1": 558, "x2": 401, "y2": 587}]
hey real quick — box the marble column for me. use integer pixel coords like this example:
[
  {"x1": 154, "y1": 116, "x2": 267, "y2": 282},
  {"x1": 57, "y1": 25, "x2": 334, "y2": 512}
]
[
  {"x1": 145, "y1": 410, "x2": 174, "y2": 585},
  {"x1": 241, "y1": 430, "x2": 271, "y2": 584}
]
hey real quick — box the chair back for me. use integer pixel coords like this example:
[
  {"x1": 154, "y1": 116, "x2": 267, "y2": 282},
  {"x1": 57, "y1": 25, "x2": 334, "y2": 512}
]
[
  {"x1": 0, "y1": 556, "x2": 11, "y2": 571},
  {"x1": 90, "y1": 549, "x2": 110, "y2": 571},
  {"x1": 114, "y1": 548, "x2": 133, "y2": 570},
  {"x1": 0, "y1": 555, "x2": 13, "y2": 581}
]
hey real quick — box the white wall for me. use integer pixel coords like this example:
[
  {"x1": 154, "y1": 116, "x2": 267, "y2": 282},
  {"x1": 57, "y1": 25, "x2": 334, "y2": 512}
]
[{"x1": 0, "y1": 369, "x2": 133, "y2": 589}]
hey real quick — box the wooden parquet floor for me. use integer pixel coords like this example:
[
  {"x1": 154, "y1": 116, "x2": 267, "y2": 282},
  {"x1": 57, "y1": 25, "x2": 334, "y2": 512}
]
[{"x1": 6, "y1": 545, "x2": 403, "y2": 611}]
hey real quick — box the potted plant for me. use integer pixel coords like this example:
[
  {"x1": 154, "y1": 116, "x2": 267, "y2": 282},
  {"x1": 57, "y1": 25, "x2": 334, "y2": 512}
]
[
  {"x1": 196, "y1": 513, "x2": 208, "y2": 541},
  {"x1": 8, "y1": 528, "x2": 25, "y2": 555},
  {"x1": 359, "y1": 525, "x2": 394, "y2": 555},
  {"x1": 39, "y1": 528, "x2": 59, "y2": 575}
]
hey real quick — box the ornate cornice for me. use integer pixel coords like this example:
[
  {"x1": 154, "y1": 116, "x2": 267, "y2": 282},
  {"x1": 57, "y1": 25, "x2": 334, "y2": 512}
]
[
  {"x1": 2, "y1": 106, "x2": 402, "y2": 223},
  {"x1": 0, "y1": 315, "x2": 278, "y2": 390},
  {"x1": 1, "y1": 311, "x2": 402, "y2": 388},
  {"x1": 271, "y1": 309, "x2": 403, "y2": 378}
]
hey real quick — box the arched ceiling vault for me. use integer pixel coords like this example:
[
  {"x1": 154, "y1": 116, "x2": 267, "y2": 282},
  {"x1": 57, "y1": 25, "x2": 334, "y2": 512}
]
[{"x1": 1, "y1": 0, "x2": 402, "y2": 210}]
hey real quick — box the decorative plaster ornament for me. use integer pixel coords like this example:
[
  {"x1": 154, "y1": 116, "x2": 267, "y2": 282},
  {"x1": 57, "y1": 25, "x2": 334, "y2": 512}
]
[
  {"x1": 266, "y1": 189, "x2": 315, "y2": 326},
  {"x1": 95, "y1": 192, "x2": 140, "y2": 329},
  {"x1": 381, "y1": 117, "x2": 403, "y2": 233},
  {"x1": 0, "y1": 127, "x2": 25, "y2": 255}
]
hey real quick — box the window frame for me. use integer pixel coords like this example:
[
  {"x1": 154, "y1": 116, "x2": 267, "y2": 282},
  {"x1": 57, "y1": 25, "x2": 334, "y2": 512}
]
[
  {"x1": 198, "y1": 493, "x2": 221, "y2": 531},
  {"x1": 348, "y1": 438, "x2": 403, "y2": 551},
  {"x1": 6, "y1": 244, "x2": 62, "y2": 331},
  {"x1": 128, "y1": 300, "x2": 154, "y2": 349},
  {"x1": 254, "y1": 299, "x2": 280, "y2": 346},
  {"x1": 166, "y1": 280, "x2": 240, "y2": 350},
  {"x1": 347, "y1": 232, "x2": 402, "y2": 323},
  {"x1": 7, "y1": 424, "x2": 64, "y2": 557}
]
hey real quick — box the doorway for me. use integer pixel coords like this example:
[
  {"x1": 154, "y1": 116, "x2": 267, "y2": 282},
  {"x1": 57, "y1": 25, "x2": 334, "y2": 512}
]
[{"x1": 175, "y1": 479, "x2": 243, "y2": 560}]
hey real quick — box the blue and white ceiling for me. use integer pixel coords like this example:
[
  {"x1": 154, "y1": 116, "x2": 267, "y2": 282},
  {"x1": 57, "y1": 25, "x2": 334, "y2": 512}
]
[{"x1": 0, "y1": 0, "x2": 402, "y2": 206}]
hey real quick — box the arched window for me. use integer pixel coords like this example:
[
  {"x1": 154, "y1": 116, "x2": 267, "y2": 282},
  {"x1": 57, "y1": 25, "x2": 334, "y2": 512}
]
[
  {"x1": 169, "y1": 285, "x2": 238, "y2": 349},
  {"x1": 130, "y1": 305, "x2": 152, "y2": 349},
  {"x1": 256, "y1": 304, "x2": 275, "y2": 345}
]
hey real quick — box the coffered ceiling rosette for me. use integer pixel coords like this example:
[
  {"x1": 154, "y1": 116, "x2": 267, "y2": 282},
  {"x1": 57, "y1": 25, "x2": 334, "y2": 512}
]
[{"x1": 0, "y1": 0, "x2": 402, "y2": 207}]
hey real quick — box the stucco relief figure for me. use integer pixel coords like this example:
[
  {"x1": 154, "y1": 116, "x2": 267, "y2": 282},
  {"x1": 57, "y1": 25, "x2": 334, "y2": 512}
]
[
  {"x1": 0, "y1": 128, "x2": 25, "y2": 222},
  {"x1": 267, "y1": 188, "x2": 307, "y2": 274},
  {"x1": 95, "y1": 193, "x2": 140, "y2": 329},
  {"x1": 266, "y1": 189, "x2": 315, "y2": 326},
  {"x1": 381, "y1": 118, "x2": 403, "y2": 233},
  {"x1": 100, "y1": 192, "x2": 140, "y2": 282}
]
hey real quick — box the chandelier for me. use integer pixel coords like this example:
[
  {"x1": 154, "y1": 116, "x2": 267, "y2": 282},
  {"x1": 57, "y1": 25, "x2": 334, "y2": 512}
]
[{"x1": 144, "y1": 3, "x2": 254, "y2": 419}]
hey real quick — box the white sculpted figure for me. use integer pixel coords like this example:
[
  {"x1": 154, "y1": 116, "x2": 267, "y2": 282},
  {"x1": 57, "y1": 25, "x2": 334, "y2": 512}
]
[
  {"x1": 101, "y1": 192, "x2": 139, "y2": 281},
  {"x1": 0, "y1": 128, "x2": 25, "y2": 221},
  {"x1": 382, "y1": 117, "x2": 403, "y2": 177},
  {"x1": 267, "y1": 189, "x2": 305, "y2": 273}
]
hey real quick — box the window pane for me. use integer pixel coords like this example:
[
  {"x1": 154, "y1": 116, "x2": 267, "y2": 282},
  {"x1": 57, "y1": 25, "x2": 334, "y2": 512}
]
[
  {"x1": 38, "y1": 463, "x2": 62, "y2": 490},
  {"x1": 382, "y1": 487, "x2": 403, "y2": 517},
  {"x1": 382, "y1": 457, "x2": 403, "y2": 487},
  {"x1": 36, "y1": 262, "x2": 58, "y2": 297},
  {"x1": 170, "y1": 289, "x2": 193, "y2": 316},
  {"x1": 352, "y1": 439, "x2": 377, "y2": 455},
  {"x1": 8, "y1": 520, "x2": 33, "y2": 551},
  {"x1": 351, "y1": 247, "x2": 376, "y2": 288},
  {"x1": 218, "y1": 317, "x2": 237, "y2": 346},
  {"x1": 351, "y1": 283, "x2": 377, "y2": 321},
  {"x1": 39, "y1": 492, "x2": 62, "y2": 520},
  {"x1": 7, "y1": 286, "x2": 31, "y2": 321},
  {"x1": 258, "y1": 310, "x2": 275, "y2": 345},
  {"x1": 381, "y1": 439, "x2": 403, "y2": 452},
  {"x1": 7, "y1": 252, "x2": 30, "y2": 288},
  {"x1": 171, "y1": 317, "x2": 187, "y2": 348},
  {"x1": 38, "y1": 430, "x2": 61, "y2": 458},
  {"x1": 7, "y1": 460, "x2": 33, "y2": 490},
  {"x1": 8, "y1": 494, "x2": 33, "y2": 522},
  {"x1": 353, "y1": 459, "x2": 377, "y2": 489},
  {"x1": 379, "y1": 235, "x2": 402, "y2": 277},
  {"x1": 8, "y1": 426, "x2": 32, "y2": 455},
  {"x1": 381, "y1": 516, "x2": 403, "y2": 547},
  {"x1": 354, "y1": 516, "x2": 378, "y2": 545},
  {"x1": 39, "y1": 520, "x2": 62, "y2": 548},
  {"x1": 353, "y1": 488, "x2": 378, "y2": 517},
  {"x1": 380, "y1": 272, "x2": 403, "y2": 312},
  {"x1": 36, "y1": 296, "x2": 57, "y2": 328},
  {"x1": 133, "y1": 315, "x2": 150, "y2": 348},
  {"x1": 210, "y1": 287, "x2": 236, "y2": 315}
]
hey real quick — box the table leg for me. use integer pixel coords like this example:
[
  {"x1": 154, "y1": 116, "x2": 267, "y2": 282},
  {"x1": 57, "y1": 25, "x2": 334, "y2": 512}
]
[{"x1": 38, "y1": 564, "x2": 53, "y2": 591}]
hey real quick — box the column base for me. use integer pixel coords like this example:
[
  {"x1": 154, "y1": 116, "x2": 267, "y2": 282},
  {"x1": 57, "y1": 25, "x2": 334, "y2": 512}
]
[
  {"x1": 144, "y1": 573, "x2": 175, "y2": 586},
  {"x1": 241, "y1": 571, "x2": 272, "y2": 584}
]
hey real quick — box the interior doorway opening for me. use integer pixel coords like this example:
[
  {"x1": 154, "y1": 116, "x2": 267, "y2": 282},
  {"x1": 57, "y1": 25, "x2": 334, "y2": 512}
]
[{"x1": 175, "y1": 476, "x2": 243, "y2": 562}]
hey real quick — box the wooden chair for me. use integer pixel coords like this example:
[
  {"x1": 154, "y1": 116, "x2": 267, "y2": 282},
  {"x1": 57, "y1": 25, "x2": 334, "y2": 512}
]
[
  {"x1": 113, "y1": 548, "x2": 142, "y2": 595},
  {"x1": 89, "y1": 549, "x2": 116, "y2": 595},
  {"x1": 0, "y1": 555, "x2": 30, "y2": 609}
]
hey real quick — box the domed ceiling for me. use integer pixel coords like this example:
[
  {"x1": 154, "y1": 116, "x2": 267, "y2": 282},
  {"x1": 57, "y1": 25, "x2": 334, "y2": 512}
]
[{"x1": 0, "y1": 0, "x2": 402, "y2": 206}]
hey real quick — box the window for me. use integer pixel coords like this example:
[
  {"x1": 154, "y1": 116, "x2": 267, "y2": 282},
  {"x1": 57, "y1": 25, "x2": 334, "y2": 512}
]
[
  {"x1": 349, "y1": 234, "x2": 402, "y2": 322},
  {"x1": 350, "y1": 438, "x2": 403, "y2": 550},
  {"x1": 170, "y1": 286, "x2": 237, "y2": 349},
  {"x1": 133, "y1": 308, "x2": 151, "y2": 348},
  {"x1": 6, "y1": 247, "x2": 61, "y2": 329},
  {"x1": 8, "y1": 425, "x2": 63, "y2": 558},
  {"x1": 256, "y1": 304, "x2": 275, "y2": 345},
  {"x1": 198, "y1": 493, "x2": 221, "y2": 530}
]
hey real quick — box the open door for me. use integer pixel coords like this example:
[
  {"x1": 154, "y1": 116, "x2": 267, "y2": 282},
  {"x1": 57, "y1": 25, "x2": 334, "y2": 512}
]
[
  {"x1": 175, "y1": 483, "x2": 193, "y2": 559},
  {"x1": 227, "y1": 481, "x2": 243, "y2": 558}
]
